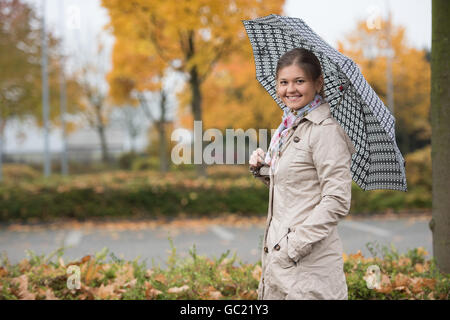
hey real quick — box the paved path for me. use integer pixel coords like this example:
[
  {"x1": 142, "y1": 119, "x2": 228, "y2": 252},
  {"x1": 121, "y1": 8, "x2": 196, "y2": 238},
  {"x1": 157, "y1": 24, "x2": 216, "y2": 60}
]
[{"x1": 0, "y1": 215, "x2": 433, "y2": 267}]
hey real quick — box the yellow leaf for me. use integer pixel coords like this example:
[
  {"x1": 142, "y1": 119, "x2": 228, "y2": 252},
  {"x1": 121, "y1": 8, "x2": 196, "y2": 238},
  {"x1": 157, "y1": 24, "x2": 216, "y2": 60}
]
[{"x1": 414, "y1": 263, "x2": 425, "y2": 273}]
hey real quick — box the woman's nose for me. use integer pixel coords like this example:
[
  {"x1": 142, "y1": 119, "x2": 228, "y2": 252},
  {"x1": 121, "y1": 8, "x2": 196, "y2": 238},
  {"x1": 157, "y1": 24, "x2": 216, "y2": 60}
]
[{"x1": 287, "y1": 82, "x2": 296, "y2": 93}]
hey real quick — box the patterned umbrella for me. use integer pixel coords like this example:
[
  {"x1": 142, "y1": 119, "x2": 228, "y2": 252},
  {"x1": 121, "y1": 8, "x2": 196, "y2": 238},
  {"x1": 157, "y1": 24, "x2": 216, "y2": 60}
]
[{"x1": 242, "y1": 14, "x2": 407, "y2": 191}]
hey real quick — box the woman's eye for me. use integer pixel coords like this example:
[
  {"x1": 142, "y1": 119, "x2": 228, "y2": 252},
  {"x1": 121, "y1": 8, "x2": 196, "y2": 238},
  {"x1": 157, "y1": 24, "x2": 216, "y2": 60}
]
[{"x1": 297, "y1": 80, "x2": 304, "y2": 83}]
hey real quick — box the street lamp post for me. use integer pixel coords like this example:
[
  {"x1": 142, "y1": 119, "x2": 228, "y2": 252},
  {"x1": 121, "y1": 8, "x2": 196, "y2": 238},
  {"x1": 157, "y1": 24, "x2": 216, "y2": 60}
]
[{"x1": 41, "y1": 0, "x2": 51, "y2": 177}]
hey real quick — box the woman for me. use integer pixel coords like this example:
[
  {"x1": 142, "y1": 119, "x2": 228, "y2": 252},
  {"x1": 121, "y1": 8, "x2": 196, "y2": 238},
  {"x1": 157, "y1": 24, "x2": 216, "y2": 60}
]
[{"x1": 249, "y1": 48, "x2": 356, "y2": 300}]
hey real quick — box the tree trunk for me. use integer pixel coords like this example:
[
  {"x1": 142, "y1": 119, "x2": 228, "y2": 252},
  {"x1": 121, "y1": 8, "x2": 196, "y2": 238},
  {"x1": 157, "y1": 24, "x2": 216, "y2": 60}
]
[
  {"x1": 159, "y1": 90, "x2": 168, "y2": 173},
  {"x1": 430, "y1": 0, "x2": 450, "y2": 273},
  {"x1": 94, "y1": 104, "x2": 109, "y2": 163},
  {"x1": 0, "y1": 116, "x2": 4, "y2": 183},
  {"x1": 190, "y1": 65, "x2": 206, "y2": 176}
]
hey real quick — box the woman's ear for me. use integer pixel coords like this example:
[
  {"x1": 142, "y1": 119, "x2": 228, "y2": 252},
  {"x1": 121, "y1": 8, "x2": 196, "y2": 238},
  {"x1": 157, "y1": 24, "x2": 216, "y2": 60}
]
[{"x1": 316, "y1": 74, "x2": 324, "y2": 93}]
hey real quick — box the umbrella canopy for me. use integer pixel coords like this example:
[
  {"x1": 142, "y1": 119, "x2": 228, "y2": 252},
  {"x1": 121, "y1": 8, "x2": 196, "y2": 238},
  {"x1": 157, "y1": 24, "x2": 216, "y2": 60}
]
[{"x1": 242, "y1": 14, "x2": 407, "y2": 192}]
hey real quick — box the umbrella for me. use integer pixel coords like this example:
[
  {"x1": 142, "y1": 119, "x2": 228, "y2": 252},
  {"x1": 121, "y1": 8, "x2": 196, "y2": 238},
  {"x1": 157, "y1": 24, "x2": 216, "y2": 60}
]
[{"x1": 242, "y1": 14, "x2": 407, "y2": 191}]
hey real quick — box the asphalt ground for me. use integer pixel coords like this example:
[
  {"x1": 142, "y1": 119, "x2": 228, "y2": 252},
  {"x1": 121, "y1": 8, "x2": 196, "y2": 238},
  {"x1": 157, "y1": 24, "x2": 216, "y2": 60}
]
[{"x1": 0, "y1": 213, "x2": 433, "y2": 267}]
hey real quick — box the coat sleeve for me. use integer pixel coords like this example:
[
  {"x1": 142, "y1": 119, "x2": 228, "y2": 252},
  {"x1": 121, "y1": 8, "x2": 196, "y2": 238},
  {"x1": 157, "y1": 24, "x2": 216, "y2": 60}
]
[{"x1": 288, "y1": 120, "x2": 354, "y2": 263}]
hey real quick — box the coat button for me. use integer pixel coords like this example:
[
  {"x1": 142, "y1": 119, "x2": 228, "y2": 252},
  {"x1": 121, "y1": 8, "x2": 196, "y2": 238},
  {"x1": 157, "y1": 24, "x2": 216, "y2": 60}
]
[
  {"x1": 287, "y1": 228, "x2": 291, "y2": 233},
  {"x1": 264, "y1": 247, "x2": 268, "y2": 253},
  {"x1": 274, "y1": 244, "x2": 280, "y2": 251},
  {"x1": 293, "y1": 136, "x2": 300, "y2": 143}
]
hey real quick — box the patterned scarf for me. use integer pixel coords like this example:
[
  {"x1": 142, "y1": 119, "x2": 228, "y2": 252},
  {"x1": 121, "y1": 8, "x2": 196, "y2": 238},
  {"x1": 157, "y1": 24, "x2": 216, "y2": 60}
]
[{"x1": 265, "y1": 94, "x2": 324, "y2": 172}]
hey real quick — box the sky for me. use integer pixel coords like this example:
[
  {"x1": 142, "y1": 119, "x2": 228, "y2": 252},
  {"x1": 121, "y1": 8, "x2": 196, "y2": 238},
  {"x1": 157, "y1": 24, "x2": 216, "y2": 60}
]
[{"x1": 7, "y1": 0, "x2": 432, "y2": 153}]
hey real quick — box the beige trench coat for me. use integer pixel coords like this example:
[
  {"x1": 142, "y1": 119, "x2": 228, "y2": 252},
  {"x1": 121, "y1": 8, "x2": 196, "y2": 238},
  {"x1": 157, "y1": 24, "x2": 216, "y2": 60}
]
[{"x1": 254, "y1": 101, "x2": 356, "y2": 300}]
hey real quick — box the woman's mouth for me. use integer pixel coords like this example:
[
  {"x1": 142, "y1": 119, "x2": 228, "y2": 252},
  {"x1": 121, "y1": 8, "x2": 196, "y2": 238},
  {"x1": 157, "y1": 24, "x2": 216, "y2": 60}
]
[{"x1": 286, "y1": 95, "x2": 302, "y2": 101}]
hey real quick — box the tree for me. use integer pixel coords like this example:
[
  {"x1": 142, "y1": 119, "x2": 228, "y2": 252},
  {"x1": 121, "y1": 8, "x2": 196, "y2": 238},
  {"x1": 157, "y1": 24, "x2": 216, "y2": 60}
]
[
  {"x1": 101, "y1": 0, "x2": 283, "y2": 175},
  {"x1": 75, "y1": 42, "x2": 112, "y2": 163},
  {"x1": 430, "y1": 0, "x2": 450, "y2": 273},
  {"x1": 0, "y1": 0, "x2": 80, "y2": 181},
  {"x1": 337, "y1": 15, "x2": 431, "y2": 155},
  {"x1": 110, "y1": 105, "x2": 146, "y2": 153},
  {"x1": 106, "y1": 34, "x2": 173, "y2": 173}
]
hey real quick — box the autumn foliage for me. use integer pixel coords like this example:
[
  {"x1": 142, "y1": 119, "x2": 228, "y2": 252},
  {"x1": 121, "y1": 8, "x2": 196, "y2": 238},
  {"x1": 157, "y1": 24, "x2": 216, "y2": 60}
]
[
  {"x1": 337, "y1": 16, "x2": 431, "y2": 154},
  {"x1": 1, "y1": 241, "x2": 449, "y2": 300}
]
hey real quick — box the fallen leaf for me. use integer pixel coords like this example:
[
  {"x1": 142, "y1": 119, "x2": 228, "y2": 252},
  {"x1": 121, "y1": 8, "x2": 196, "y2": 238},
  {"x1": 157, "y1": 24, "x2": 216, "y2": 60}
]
[
  {"x1": 220, "y1": 269, "x2": 231, "y2": 282},
  {"x1": 375, "y1": 274, "x2": 392, "y2": 294},
  {"x1": 397, "y1": 258, "x2": 411, "y2": 267},
  {"x1": 153, "y1": 273, "x2": 167, "y2": 285},
  {"x1": 92, "y1": 284, "x2": 118, "y2": 299},
  {"x1": 394, "y1": 285, "x2": 412, "y2": 296},
  {"x1": 342, "y1": 253, "x2": 348, "y2": 262},
  {"x1": 11, "y1": 274, "x2": 36, "y2": 300},
  {"x1": 252, "y1": 265, "x2": 262, "y2": 282},
  {"x1": 0, "y1": 267, "x2": 8, "y2": 278},
  {"x1": 417, "y1": 247, "x2": 428, "y2": 256},
  {"x1": 394, "y1": 273, "x2": 410, "y2": 288},
  {"x1": 167, "y1": 285, "x2": 189, "y2": 294},
  {"x1": 18, "y1": 259, "x2": 31, "y2": 273},
  {"x1": 349, "y1": 250, "x2": 364, "y2": 262},
  {"x1": 124, "y1": 279, "x2": 137, "y2": 288},
  {"x1": 81, "y1": 255, "x2": 91, "y2": 264},
  {"x1": 208, "y1": 290, "x2": 223, "y2": 300},
  {"x1": 44, "y1": 288, "x2": 59, "y2": 300},
  {"x1": 84, "y1": 262, "x2": 102, "y2": 285},
  {"x1": 240, "y1": 290, "x2": 257, "y2": 299},
  {"x1": 145, "y1": 282, "x2": 162, "y2": 299},
  {"x1": 414, "y1": 263, "x2": 424, "y2": 273},
  {"x1": 145, "y1": 269, "x2": 154, "y2": 278},
  {"x1": 58, "y1": 257, "x2": 65, "y2": 268},
  {"x1": 421, "y1": 278, "x2": 436, "y2": 290}
]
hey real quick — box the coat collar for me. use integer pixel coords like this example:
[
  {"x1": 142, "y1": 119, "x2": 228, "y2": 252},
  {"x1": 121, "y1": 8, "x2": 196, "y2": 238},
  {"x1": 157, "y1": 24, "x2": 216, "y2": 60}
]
[{"x1": 303, "y1": 101, "x2": 331, "y2": 125}]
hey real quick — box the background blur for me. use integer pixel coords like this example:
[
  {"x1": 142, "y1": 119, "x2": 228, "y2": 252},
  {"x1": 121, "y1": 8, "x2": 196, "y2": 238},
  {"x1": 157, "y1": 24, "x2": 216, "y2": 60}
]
[{"x1": 0, "y1": 0, "x2": 433, "y2": 261}]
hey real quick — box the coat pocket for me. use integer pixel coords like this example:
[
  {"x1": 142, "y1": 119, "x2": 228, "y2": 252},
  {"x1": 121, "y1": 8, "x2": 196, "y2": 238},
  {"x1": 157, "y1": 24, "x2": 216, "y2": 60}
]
[
  {"x1": 287, "y1": 138, "x2": 315, "y2": 184},
  {"x1": 291, "y1": 138, "x2": 313, "y2": 163},
  {"x1": 273, "y1": 234, "x2": 297, "y2": 269}
]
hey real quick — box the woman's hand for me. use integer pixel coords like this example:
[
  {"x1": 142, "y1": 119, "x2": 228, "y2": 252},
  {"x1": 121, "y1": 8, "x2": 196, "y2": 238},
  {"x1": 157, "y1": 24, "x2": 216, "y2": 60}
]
[{"x1": 249, "y1": 148, "x2": 266, "y2": 169}]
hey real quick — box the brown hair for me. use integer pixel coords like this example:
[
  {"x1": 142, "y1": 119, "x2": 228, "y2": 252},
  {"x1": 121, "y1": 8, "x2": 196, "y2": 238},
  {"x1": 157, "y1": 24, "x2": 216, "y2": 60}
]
[{"x1": 275, "y1": 48, "x2": 325, "y2": 99}]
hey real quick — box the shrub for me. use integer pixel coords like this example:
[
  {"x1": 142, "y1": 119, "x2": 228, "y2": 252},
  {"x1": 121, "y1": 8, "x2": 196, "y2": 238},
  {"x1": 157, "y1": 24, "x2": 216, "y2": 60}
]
[
  {"x1": 118, "y1": 151, "x2": 140, "y2": 170},
  {"x1": 405, "y1": 146, "x2": 431, "y2": 192},
  {"x1": 131, "y1": 157, "x2": 159, "y2": 171},
  {"x1": 1, "y1": 164, "x2": 40, "y2": 181}
]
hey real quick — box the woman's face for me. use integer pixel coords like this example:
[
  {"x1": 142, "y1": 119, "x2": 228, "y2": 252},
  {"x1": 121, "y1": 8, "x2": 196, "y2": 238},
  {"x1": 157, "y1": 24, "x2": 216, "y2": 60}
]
[{"x1": 276, "y1": 64, "x2": 323, "y2": 110}]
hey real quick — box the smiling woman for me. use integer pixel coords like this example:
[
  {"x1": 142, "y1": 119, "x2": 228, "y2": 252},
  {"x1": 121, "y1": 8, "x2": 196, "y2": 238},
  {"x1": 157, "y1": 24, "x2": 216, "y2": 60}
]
[{"x1": 249, "y1": 47, "x2": 355, "y2": 300}]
